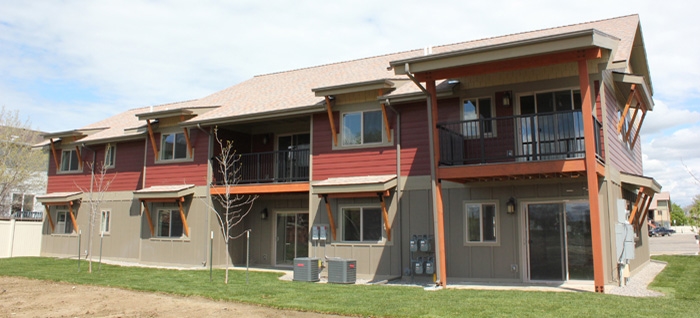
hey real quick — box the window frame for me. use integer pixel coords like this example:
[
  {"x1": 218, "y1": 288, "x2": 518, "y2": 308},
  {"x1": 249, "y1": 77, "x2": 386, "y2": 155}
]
[
  {"x1": 100, "y1": 209, "x2": 111, "y2": 234},
  {"x1": 59, "y1": 149, "x2": 81, "y2": 173},
  {"x1": 55, "y1": 210, "x2": 75, "y2": 234},
  {"x1": 156, "y1": 208, "x2": 185, "y2": 238},
  {"x1": 462, "y1": 96, "x2": 496, "y2": 139},
  {"x1": 340, "y1": 205, "x2": 384, "y2": 243},
  {"x1": 104, "y1": 143, "x2": 116, "y2": 168},
  {"x1": 158, "y1": 130, "x2": 191, "y2": 162},
  {"x1": 463, "y1": 201, "x2": 499, "y2": 246},
  {"x1": 338, "y1": 105, "x2": 392, "y2": 149},
  {"x1": 11, "y1": 193, "x2": 35, "y2": 215}
]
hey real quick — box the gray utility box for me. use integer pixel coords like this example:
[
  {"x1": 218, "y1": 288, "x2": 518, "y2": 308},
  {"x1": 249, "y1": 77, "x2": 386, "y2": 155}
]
[
  {"x1": 293, "y1": 257, "x2": 320, "y2": 282},
  {"x1": 327, "y1": 259, "x2": 356, "y2": 284}
]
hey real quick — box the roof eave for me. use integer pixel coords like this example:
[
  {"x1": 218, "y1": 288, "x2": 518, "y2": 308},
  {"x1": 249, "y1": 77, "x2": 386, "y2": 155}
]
[
  {"x1": 390, "y1": 29, "x2": 620, "y2": 75},
  {"x1": 312, "y1": 79, "x2": 401, "y2": 97},
  {"x1": 183, "y1": 104, "x2": 325, "y2": 128},
  {"x1": 613, "y1": 72, "x2": 655, "y2": 110}
]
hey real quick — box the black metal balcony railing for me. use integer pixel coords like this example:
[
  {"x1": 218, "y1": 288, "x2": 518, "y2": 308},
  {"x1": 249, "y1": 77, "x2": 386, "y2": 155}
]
[
  {"x1": 438, "y1": 110, "x2": 603, "y2": 166},
  {"x1": 211, "y1": 148, "x2": 310, "y2": 185}
]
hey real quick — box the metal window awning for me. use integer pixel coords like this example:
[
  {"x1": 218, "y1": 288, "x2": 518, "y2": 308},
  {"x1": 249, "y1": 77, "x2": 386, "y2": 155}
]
[
  {"x1": 37, "y1": 192, "x2": 83, "y2": 233},
  {"x1": 312, "y1": 175, "x2": 397, "y2": 241},
  {"x1": 134, "y1": 185, "x2": 195, "y2": 237}
]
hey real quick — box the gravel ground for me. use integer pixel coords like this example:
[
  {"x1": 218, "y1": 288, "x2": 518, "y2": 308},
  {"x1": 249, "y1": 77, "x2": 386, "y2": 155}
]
[{"x1": 605, "y1": 260, "x2": 665, "y2": 297}]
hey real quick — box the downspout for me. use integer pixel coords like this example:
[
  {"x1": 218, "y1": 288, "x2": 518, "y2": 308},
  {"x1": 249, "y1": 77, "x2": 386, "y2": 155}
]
[
  {"x1": 404, "y1": 63, "x2": 445, "y2": 287},
  {"x1": 385, "y1": 99, "x2": 403, "y2": 277}
]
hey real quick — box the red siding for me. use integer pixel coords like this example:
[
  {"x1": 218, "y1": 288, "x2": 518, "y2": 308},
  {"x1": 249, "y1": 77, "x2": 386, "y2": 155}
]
[
  {"x1": 145, "y1": 129, "x2": 210, "y2": 187},
  {"x1": 47, "y1": 140, "x2": 145, "y2": 193},
  {"x1": 399, "y1": 101, "x2": 431, "y2": 176},
  {"x1": 603, "y1": 82, "x2": 643, "y2": 175}
]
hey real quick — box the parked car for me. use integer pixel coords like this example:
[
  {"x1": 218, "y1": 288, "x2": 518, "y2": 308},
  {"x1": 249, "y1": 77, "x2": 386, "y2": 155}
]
[{"x1": 649, "y1": 227, "x2": 676, "y2": 237}]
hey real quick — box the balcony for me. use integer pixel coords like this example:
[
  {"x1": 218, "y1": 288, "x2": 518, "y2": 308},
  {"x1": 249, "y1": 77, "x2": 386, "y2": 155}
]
[
  {"x1": 211, "y1": 148, "x2": 310, "y2": 185},
  {"x1": 437, "y1": 110, "x2": 603, "y2": 179}
]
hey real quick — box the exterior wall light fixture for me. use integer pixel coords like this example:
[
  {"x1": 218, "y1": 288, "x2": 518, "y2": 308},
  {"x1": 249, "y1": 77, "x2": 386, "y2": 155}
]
[
  {"x1": 261, "y1": 208, "x2": 268, "y2": 220},
  {"x1": 506, "y1": 197, "x2": 516, "y2": 214}
]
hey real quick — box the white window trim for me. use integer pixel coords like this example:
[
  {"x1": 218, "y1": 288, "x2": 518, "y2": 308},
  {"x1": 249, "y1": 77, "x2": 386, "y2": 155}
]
[
  {"x1": 55, "y1": 210, "x2": 75, "y2": 235},
  {"x1": 157, "y1": 129, "x2": 194, "y2": 163},
  {"x1": 336, "y1": 105, "x2": 393, "y2": 150},
  {"x1": 463, "y1": 201, "x2": 500, "y2": 246},
  {"x1": 156, "y1": 208, "x2": 186, "y2": 238},
  {"x1": 58, "y1": 149, "x2": 82, "y2": 174},
  {"x1": 100, "y1": 209, "x2": 111, "y2": 234},
  {"x1": 339, "y1": 204, "x2": 386, "y2": 244},
  {"x1": 104, "y1": 144, "x2": 116, "y2": 169},
  {"x1": 462, "y1": 96, "x2": 497, "y2": 139}
]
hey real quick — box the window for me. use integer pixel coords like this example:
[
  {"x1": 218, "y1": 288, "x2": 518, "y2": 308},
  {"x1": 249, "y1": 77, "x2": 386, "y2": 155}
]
[
  {"x1": 100, "y1": 210, "x2": 111, "y2": 233},
  {"x1": 342, "y1": 110, "x2": 384, "y2": 146},
  {"x1": 342, "y1": 207, "x2": 382, "y2": 242},
  {"x1": 160, "y1": 132, "x2": 188, "y2": 160},
  {"x1": 60, "y1": 149, "x2": 80, "y2": 172},
  {"x1": 11, "y1": 193, "x2": 34, "y2": 215},
  {"x1": 56, "y1": 211, "x2": 74, "y2": 234},
  {"x1": 465, "y1": 203, "x2": 497, "y2": 243},
  {"x1": 462, "y1": 98, "x2": 495, "y2": 138},
  {"x1": 157, "y1": 209, "x2": 184, "y2": 237},
  {"x1": 104, "y1": 144, "x2": 116, "y2": 168}
]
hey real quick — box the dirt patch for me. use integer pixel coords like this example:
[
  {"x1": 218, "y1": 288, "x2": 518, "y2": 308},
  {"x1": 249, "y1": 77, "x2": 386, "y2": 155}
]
[{"x1": 0, "y1": 276, "x2": 340, "y2": 318}]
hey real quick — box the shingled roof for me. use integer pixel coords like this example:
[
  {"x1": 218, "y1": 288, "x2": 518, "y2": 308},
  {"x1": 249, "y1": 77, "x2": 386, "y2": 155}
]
[{"x1": 44, "y1": 14, "x2": 646, "y2": 144}]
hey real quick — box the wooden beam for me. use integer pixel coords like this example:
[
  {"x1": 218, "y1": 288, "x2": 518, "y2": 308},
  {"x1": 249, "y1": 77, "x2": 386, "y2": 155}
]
[
  {"x1": 68, "y1": 203, "x2": 78, "y2": 233},
  {"x1": 630, "y1": 108, "x2": 647, "y2": 149},
  {"x1": 178, "y1": 199, "x2": 189, "y2": 237},
  {"x1": 323, "y1": 195, "x2": 337, "y2": 240},
  {"x1": 579, "y1": 59, "x2": 605, "y2": 293},
  {"x1": 415, "y1": 48, "x2": 602, "y2": 82},
  {"x1": 628, "y1": 187, "x2": 645, "y2": 224},
  {"x1": 146, "y1": 119, "x2": 159, "y2": 161},
  {"x1": 210, "y1": 182, "x2": 309, "y2": 195},
  {"x1": 378, "y1": 194, "x2": 391, "y2": 241},
  {"x1": 616, "y1": 84, "x2": 636, "y2": 133},
  {"x1": 45, "y1": 205, "x2": 54, "y2": 232},
  {"x1": 141, "y1": 200, "x2": 155, "y2": 236},
  {"x1": 183, "y1": 127, "x2": 193, "y2": 158},
  {"x1": 325, "y1": 96, "x2": 338, "y2": 146},
  {"x1": 381, "y1": 103, "x2": 392, "y2": 143},
  {"x1": 319, "y1": 190, "x2": 390, "y2": 199},
  {"x1": 437, "y1": 159, "x2": 586, "y2": 181},
  {"x1": 49, "y1": 138, "x2": 60, "y2": 170}
]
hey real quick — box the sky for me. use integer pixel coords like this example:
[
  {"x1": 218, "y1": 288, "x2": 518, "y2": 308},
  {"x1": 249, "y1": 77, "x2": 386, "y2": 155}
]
[{"x1": 1, "y1": 1, "x2": 699, "y2": 207}]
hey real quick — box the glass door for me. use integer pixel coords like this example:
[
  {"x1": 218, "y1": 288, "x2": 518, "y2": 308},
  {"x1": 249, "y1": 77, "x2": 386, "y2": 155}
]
[
  {"x1": 527, "y1": 203, "x2": 566, "y2": 281},
  {"x1": 275, "y1": 212, "x2": 309, "y2": 265}
]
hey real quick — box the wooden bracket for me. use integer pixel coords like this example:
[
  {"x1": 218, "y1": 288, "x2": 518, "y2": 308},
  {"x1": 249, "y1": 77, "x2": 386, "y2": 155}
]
[
  {"x1": 178, "y1": 199, "x2": 190, "y2": 237},
  {"x1": 49, "y1": 138, "x2": 60, "y2": 170},
  {"x1": 146, "y1": 119, "x2": 159, "y2": 161},
  {"x1": 617, "y1": 84, "x2": 636, "y2": 134},
  {"x1": 322, "y1": 195, "x2": 337, "y2": 240},
  {"x1": 45, "y1": 205, "x2": 55, "y2": 232},
  {"x1": 325, "y1": 96, "x2": 338, "y2": 146},
  {"x1": 183, "y1": 127, "x2": 193, "y2": 158},
  {"x1": 68, "y1": 202, "x2": 79, "y2": 233},
  {"x1": 74, "y1": 146, "x2": 83, "y2": 170},
  {"x1": 378, "y1": 193, "x2": 391, "y2": 241},
  {"x1": 381, "y1": 103, "x2": 392, "y2": 143}
]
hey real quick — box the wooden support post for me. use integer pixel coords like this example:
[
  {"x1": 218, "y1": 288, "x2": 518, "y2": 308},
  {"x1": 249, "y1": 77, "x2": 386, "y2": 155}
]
[
  {"x1": 378, "y1": 193, "x2": 391, "y2": 241},
  {"x1": 323, "y1": 195, "x2": 337, "y2": 240},
  {"x1": 427, "y1": 80, "x2": 448, "y2": 287},
  {"x1": 68, "y1": 202, "x2": 79, "y2": 233},
  {"x1": 146, "y1": 119, "x2": 159, "y2": 161},
  {"x1": 177, "y1": 198, "x2": 189, "y2": 237},
  {"x1": 381, "y1": 103, "x2": 392, "y2": 142},
  {"x1": 45, "y1": 205, "x2": 55, "y2": 232},
  {"x1": 183, "y1": 127, "x2": 193, "y2": 158},
  {"x1": 49, "y1": 138, "x2": 60, "y2": 170},
  {"x1": 325, "y1": 96, "x2": 338, "y2": 146},
  {"x1": 141, "y1": 200, "x2": 155, "y2": 236},
  {"x1": 579, "y1": 59, "x2": 605, "y2": 293}
]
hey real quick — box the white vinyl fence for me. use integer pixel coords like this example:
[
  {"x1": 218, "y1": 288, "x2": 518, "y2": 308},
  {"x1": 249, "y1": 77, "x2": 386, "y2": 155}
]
[{"x1": 0, "y1": 218, "x2": 43, "y2": 258}]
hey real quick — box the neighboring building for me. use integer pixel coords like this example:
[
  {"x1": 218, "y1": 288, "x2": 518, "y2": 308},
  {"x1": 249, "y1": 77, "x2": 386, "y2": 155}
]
[
  {"x1": 38, "y1": 14, "x2": 660, "y2": 293},
  {"x1": 648, "y1": 192, "x2": 671, "y2": 228},
  {"x1": 0, "y1": 126, "x2": 46, "y2": 218}
]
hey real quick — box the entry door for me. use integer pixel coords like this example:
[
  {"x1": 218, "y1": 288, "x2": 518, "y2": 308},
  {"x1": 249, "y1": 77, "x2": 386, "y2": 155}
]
[
  {"x1": 275, "y1": 212, "x2": 309, "y2": 265},
  {"x1": 527, "y1": 203, "x2": 566, "y2": 281}
]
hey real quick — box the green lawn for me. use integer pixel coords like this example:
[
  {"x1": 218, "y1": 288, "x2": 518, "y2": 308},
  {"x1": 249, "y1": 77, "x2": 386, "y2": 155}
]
[{"x1": 1, "y1": 256, "x2": 699, "y2": 317}]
